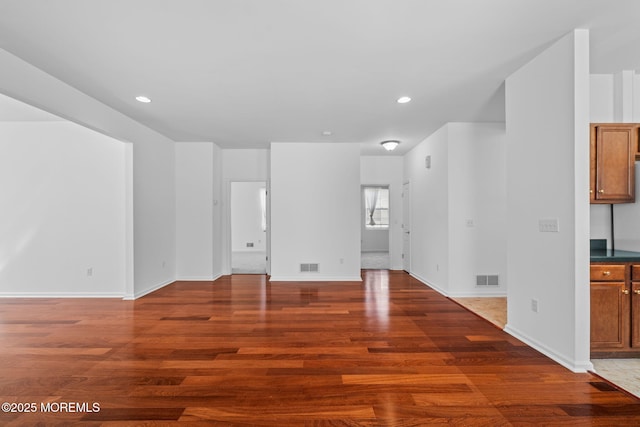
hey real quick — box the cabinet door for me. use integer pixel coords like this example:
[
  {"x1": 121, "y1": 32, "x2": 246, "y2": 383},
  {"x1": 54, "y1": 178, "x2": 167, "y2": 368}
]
[
  {"x1": 633, "y1": 282, "x2": 640, "y2": 348},
  {"x1": 591, "y1": 124, "x2": 636, "y2": 203},
  {"x1": 590, "y1": 281, "x2": 630, "y2": 350}
]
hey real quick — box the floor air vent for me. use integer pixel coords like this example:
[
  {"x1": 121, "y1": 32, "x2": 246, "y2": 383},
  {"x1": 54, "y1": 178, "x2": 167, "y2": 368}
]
[
  {"x1": 300, "y1": 263, "x2": 319, "y2": 273},
  {"x1": 476, "y1": 275, "x2": 499, "y2": 286}
]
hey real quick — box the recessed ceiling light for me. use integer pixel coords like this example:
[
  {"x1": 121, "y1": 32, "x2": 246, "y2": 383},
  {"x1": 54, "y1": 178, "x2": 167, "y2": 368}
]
[
  {"x1": 135, "y1": 95, "x2": 152, "y2": 103},
  {"x1": 381, "y1": 140, "x2": 400, "y2": 151},
  {"x1": 396, "y1": 96, "x2": 411, "y2": 104},
  {"x1": 322, "y1": 130, "x2": 333, "y2": 136}
]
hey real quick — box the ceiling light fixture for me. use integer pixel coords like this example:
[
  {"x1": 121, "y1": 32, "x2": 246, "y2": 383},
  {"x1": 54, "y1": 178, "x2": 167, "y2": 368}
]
[
  {"x1": 135, "y1": 95, "x2": 152, "y2": 103},
  {"x1": 396, "y1": 96, "x2": 411, "y2": 104},
  {"x1": 322, "y1": 130, "x2": 333, "y2": 136},
  {"x1": 381, "y1": 140, "x2": 400, "y2": 151}
]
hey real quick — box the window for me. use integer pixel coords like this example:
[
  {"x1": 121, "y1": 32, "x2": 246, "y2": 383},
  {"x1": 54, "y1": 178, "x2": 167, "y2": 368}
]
[
  {"x1": 260, "y1": 187, "x2": 267, "y2": 232},
  {"x1": 363, "y1": 186, "x2": 389, "y2": 228}
]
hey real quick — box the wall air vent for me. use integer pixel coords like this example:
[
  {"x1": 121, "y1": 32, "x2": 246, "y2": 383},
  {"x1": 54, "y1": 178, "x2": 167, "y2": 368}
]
[
  {"x1": 300, "y1": 263, "x2": 319, "y2": 273},
  {"x1": 476, "y1": 275, "x2": 499, "y2": 286}
]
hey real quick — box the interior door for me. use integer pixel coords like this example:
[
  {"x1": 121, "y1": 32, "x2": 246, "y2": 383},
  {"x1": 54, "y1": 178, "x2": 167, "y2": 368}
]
[{"x1": 402, "y1": 182, "x2": 411, "y2": 273}]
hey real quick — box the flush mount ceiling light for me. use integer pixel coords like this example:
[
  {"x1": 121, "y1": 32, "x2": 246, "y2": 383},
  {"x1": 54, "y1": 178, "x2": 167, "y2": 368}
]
[
  {"x1": 381, "y1": 140, "x2": 400, "y2": 151},
  {"x1": 396, "y1": 96, "x2": 411, "y2": 104},
  {"x1": 322, "y1": 130, "x2": 333, "y2": 136},
  {"x1": 135, "y1": 95, "x2": 152, "y2": 103}
]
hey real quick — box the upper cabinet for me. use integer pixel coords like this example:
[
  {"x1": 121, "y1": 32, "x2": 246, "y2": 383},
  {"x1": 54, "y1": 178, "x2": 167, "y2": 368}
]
[{"x1": 590, "y1": 123, "x2": 637, "y2": 204}]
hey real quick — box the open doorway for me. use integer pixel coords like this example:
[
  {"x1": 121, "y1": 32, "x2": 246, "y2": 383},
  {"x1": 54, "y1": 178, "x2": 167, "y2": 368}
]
[
  {"x1": 361, "y1": 185, "x2": 390, "y2": 269},
  {"x1": 230, "y1": 181, "x2": 267, "y2": 274}
]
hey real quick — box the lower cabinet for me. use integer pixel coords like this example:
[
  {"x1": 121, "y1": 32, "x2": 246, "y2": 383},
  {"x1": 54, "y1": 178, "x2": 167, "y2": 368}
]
[
  {"x1": 633, "y1": 271, "x2": 640, "y2": 348},
  {"x1": 591, "y1": 263, "x2": 640, "y2": 357}
]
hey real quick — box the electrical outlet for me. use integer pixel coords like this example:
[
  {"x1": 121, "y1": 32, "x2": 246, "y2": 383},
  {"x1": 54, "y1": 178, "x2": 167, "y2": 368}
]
[
  {"x1": 531, "y1": 299, "x2": 538, "y2": 313},
  {"x1": 87, "y1": 267, "x2": 93, "y2": 277}
]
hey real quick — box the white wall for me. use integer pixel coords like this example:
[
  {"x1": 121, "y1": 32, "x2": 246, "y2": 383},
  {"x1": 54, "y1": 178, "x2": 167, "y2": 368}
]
[
  {"x1": 505, "y1": 30, "x2": 591, "y2": 372},
  {"x1": 0, "y1": 121, "x2": 127, "y2": 296},
  {"x1": 221, "y1": 149, "x2": 269, "y2": 274},
  {"x1": 404, "y1": 125, "x2": 450, "y2": 292},
  {"x1": 360, "y1": 156, "x2": 403, "y2": 269},
  {"x1": 589, "y1": 72, "x2": 640, "y2": 251},
  {"x1": 0, "y1": 48, "x2": 176, "y2": 299},
  {"x1": 270, "y1": 143, "x2": 361, "y2": 281},
  {"x1": 175, "y1": 142, "x2": 222, "y2": 280},
  {"x1": 448, "y1": 123, "x2": 507, "y2": 297},
  {"x1": 403, "y1": 123, "x2": 507, "y2": 297},
  {"x1": 231, "y1": 181, "x2": 266, "y2": 252}
]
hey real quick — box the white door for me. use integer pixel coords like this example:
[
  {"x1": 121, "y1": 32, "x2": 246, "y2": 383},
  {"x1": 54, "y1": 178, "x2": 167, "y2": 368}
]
[{"x1": 402, "y1": 182, "x2": 411, "y2": 273}]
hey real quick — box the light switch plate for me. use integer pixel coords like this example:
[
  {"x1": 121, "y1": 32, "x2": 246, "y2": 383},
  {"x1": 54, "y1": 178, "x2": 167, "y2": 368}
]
[{"x1": 538, "y1": 218, "x2": 559, "y2": 232}]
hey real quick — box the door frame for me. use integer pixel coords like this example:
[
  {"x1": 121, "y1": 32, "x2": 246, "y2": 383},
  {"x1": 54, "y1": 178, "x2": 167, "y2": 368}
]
[
  {"x1": 402, "y1": 181, "x2": 411, "y2": 273},
  {"x1": 228, "y1": 180, "x2": 269, "y2": 275}
]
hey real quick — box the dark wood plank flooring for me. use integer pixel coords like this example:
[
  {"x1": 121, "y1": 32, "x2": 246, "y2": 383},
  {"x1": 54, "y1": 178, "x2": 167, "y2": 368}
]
[{"x1": 1, "y1": 270, "x2": 639, "y2": 425}]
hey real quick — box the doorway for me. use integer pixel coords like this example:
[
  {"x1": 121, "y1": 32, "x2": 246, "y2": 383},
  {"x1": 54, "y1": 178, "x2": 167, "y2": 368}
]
[
  {"x1": 402, "y1": 181, "x2": 410, "y2": 273},
  {"x1": 361, "y1": 185, "x2": 390, "y2": 269},
  {"x1": 230, "y1": 181, "x2": 267, "y2": 274}
]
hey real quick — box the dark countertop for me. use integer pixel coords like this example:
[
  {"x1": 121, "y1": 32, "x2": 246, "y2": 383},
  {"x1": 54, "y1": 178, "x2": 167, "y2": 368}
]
[{"x1": 590, "y1": 249, "x2": 640, "y2": 262}]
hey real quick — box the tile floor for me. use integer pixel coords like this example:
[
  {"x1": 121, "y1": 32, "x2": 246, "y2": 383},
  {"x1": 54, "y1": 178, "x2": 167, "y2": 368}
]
[
  {"x1": 452, "y1": 296, "x2": 640, "y2": 400},
  {"x1": 361, "y1": 251, "x2": 390, "y2": 269}
]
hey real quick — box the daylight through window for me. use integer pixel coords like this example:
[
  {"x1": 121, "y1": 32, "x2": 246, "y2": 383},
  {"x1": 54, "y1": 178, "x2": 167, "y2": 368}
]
[{"x1": 363, "y1": 186, "x2": 389, "y2": 228}]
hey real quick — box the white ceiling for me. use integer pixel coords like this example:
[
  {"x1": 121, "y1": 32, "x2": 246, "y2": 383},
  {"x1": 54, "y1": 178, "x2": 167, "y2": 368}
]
[{"x1": 1, "y1": 0, "x2": 640, "y2": 154}]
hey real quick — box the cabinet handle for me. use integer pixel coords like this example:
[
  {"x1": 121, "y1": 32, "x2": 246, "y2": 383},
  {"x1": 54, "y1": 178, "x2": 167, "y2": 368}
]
[
  {"x1": 634, "y1": 290, "x2": 640, "y2": 295},
  {"x1": 590, "y1": 189, "x2": 594, "y2": 194},
  {"x1": 622, "y1": 289, "x2": 630, "y2": 295},
  {"x1": 598, "y1": 189, "x2": 605, "y2": 194},
  {"x1": 602, "y1": 271, "x2": 611, "y2": 276}
]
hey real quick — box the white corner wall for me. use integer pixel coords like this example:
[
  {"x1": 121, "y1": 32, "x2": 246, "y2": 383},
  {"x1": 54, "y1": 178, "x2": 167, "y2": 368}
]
[
  {"x1": 403, "y1": 125, "x2": 450, "y2": 292},
  {"x1": 505, "y1": 29, "x2": 591, "y2": 372},
  {"x1": 448, "y1": 123, "x2": 507, "y2": 297},
  {"x1": 403, "y1": 123, "x2": 507, "y2": 297},
  {"x1": 0, "y1": 121, "x2": 127, "y2": 296},
  {"x1": 176, "y1": 142, "x2": 222, "y2": 280},
  {"x1": 270, "y1": 143, "x2": 361, "y2": 281},
  {"x1": 0, "y1": 48, "x2": 177, "y2": 299},
  {"x1": 360, "y1": 156, "x2": 403, "y2": 269}
]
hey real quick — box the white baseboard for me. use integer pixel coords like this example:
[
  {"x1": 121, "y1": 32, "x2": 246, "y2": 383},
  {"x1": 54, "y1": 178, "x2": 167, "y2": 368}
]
[
  {"x1": 269, "y1": 275, "x2": 362, "y2": 282},
  {"x1": 175, "y1": 274, "x2": 223, "y2": 281},
  {"x1": 409, "y1": 273, "x2": 448, "y2": 296},
  {"x1": 447, "y1": 290, "x2": 507, "y2": 298},
  {"x1": 124, "y1": 278, "x2": 174, "y2": 300},
  {"x1": 504, "y1": 323, "x2": 594, "y2": 373},
  {"x1": 0, "y1": 292, "x2": 124, "y2": 298}
]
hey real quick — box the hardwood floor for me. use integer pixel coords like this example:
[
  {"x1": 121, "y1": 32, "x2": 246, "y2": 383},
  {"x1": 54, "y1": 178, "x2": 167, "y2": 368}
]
[{"x1": 1, "y1": 270, "x2": 639, "y2": 425}]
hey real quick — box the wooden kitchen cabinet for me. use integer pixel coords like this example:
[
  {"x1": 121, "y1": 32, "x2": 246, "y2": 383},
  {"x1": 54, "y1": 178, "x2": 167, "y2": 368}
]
[
  {"x1": 591, "y1": 262, "x2": 640, "y2": 357},
  {"x1": 590, "y1": 265, "x2": 629, "y2": 352},
  {"x1": 590, "y1": 123, "x2": 637, "y2": 204},
  {"x1": 632, "y1": 266, "x2": 640, "y2": 348}
]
